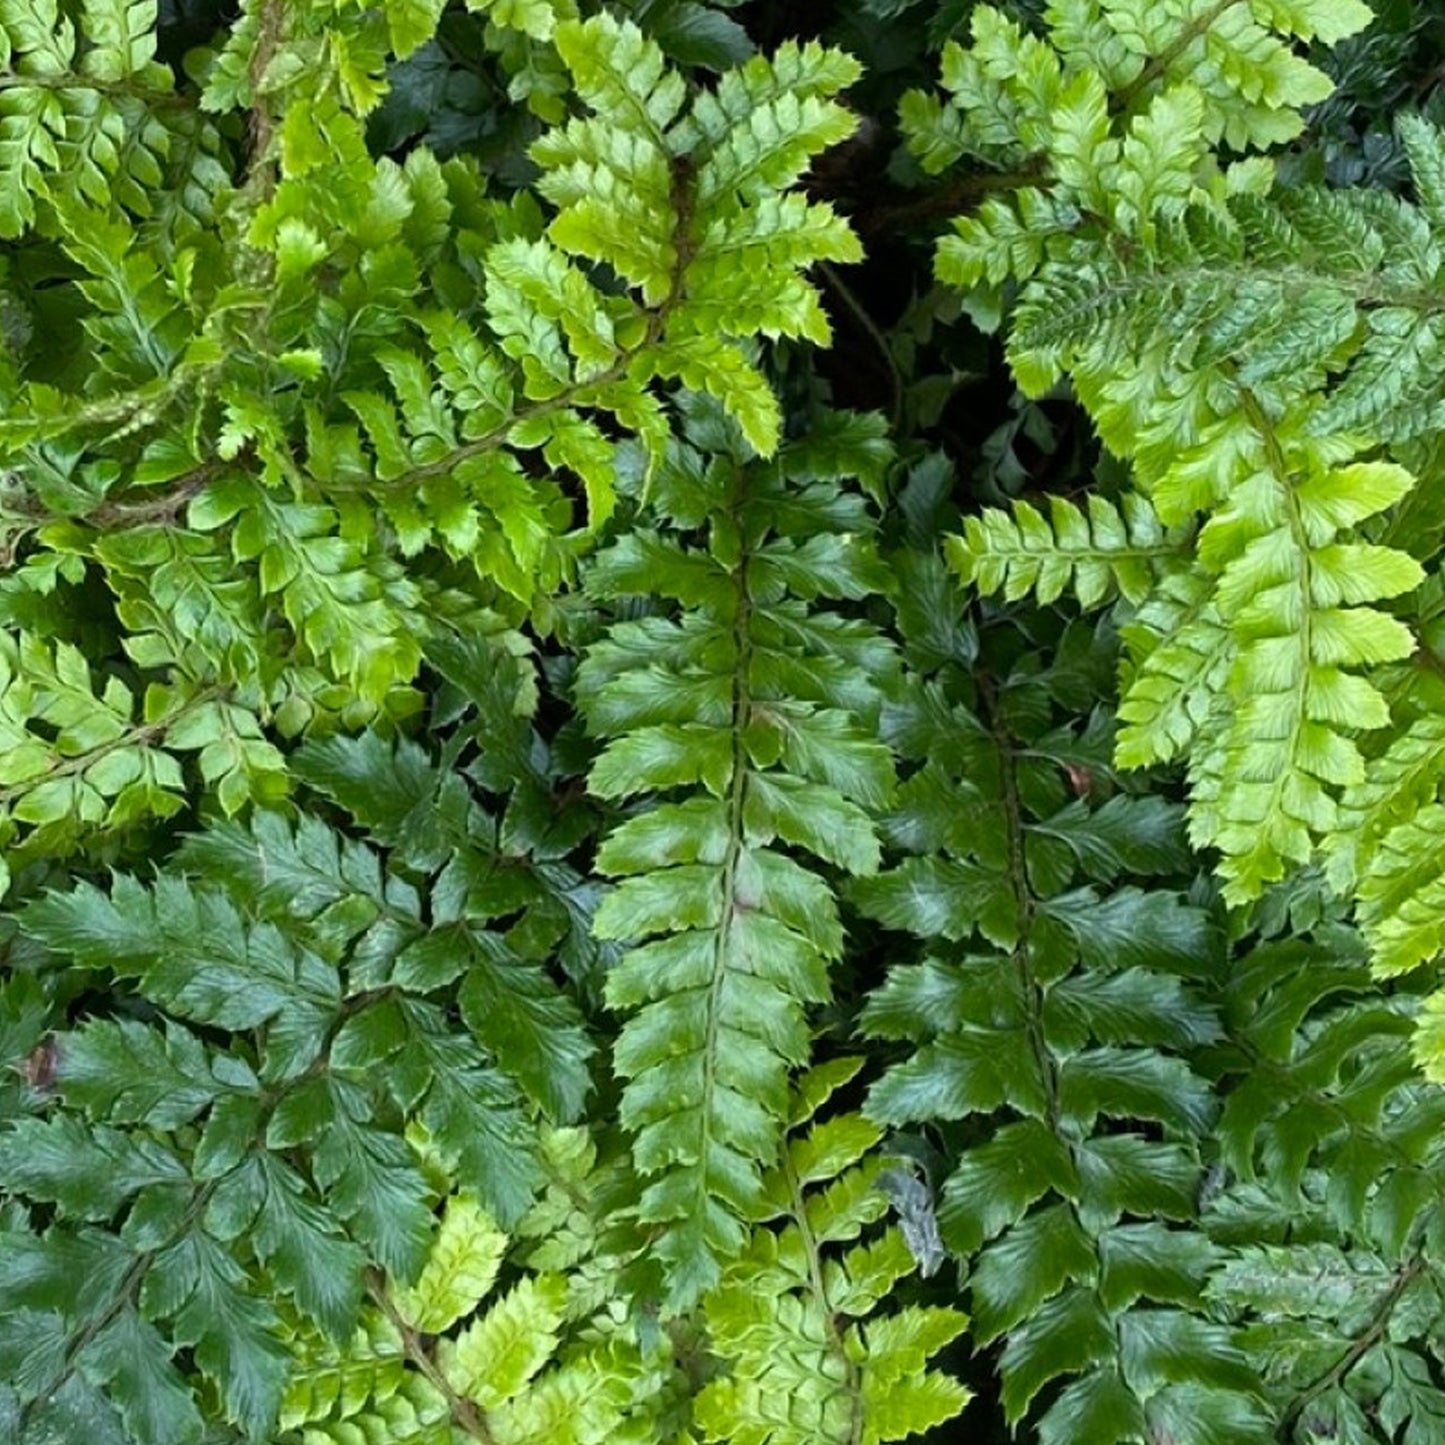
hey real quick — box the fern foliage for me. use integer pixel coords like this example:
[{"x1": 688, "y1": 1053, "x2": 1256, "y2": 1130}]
[
  {"x1": 280, "y1": 1184, "x2": 678, "y2": 1445},
  {"x1": 0, "y1": 0, "x2": 862, "y2": 879},
  {"x1": 577, "y1": 403, "x2": 897, "y2": 1307},
  {"x1": 947, "y1": 492, "x2": 1182, "y2": 609},
  {"x1": 857, "y1": 584, "x2": 1270, "y2": 1444},
  {"x1": 695, "y1": 1058, "x2": 970, "y2": 1444},
  {"x1": 911, "y1": 0, "x2": 1445, "y2": 1066},
  {"x1": 1202, "y1": 901, "x2": 1445, "y2": 1441},
  {"x1": 0, "y1": 0, "x2": 217, "y2": 239},
  {"x1": 0, "y1": 628, "x2": 607, "y2": 1441},
  {"x1": 8, "y1": 0, "x2": 1445, "y2": 1441}
]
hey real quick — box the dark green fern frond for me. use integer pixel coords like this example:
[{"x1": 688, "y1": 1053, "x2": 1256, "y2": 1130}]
[
  {"x1": 1204, "y1": 923, "x2": 1445, "y2": 1436},
  {"x1": 857, "y1": 592, "x2": 1270, "y2": 1444},
  {"x1": 576, "y1": 403, "x2": 897, "y2": 1309}
]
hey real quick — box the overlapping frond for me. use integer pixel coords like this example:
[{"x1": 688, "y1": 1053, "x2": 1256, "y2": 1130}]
[
  {"x1": 281, "y1": 1182, "x2": 678, "y2": 1445},
  {"x1": 947, "y1": 492, "x2": 1183, "y2": 609},
  {"x1": 0, "y1": 2, "x2": 867, "y2": 881},
  {"x1": 921, "y1": 5, "x2": 1445, "y2": 947},
  {"x1": 696, "y1": 1059, "x2": 970, "y2": 1444},
  {"x1": 1202, "y1": 919, "x2": 1445, "y2": 1433}
]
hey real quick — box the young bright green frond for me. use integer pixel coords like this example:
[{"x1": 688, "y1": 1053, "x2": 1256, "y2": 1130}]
[
  {"x1": 905, "y1": 0, "x2": 1366, "y2": 195},
  {"x1": 1116, "y1": 570, "x2": 1234, "y2": 769},
  {"x1": 530, "y1": 13, "x2": 863, "y2": 452},
  {"x1": 0, "y1": 3, "x2": 868, "y2": 859},
  {"x1": 0, "y1": 0, "x2": 192, "y2": 238},
  {"x1": 281, "y1": 1184, "x2": 676, "y2": 1445},
  {"x1": 1174, "y1": 453, "x2": 1418, "y2": 902},
  {"x1": 947, "y1": 493, "x2": 1183, "y2": 609},
  {"x1": 393, "y1": 1195, "x2": 507, "y2": 1334},
  {"x1": 696, "y1": 1063, "x2": 970, "y2": 1445},
  {"x1": 925, "y1": 5, "x2": 1443, "y2": 912}
]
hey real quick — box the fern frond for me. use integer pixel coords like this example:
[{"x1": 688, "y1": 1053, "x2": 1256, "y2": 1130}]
[
  {"x1": 283, "y1": 1184, "x2": 681, "y2": 1445},
  {"x1": 0, "y1": 2, "x2": 872, "y2": 897},
  {"x1": 906, "y1": 0, "x2": 1365, "y2": 203},
  {"x1": 0, "y1": 0, "x2": 185, "y2": 238},
  {"x1": 1116, "y1": 568, "x2": 1234, "y2": 769},
  {"x1": 947, "y1": 492, "x2": 1183, "y2": 609},
  {"x1": 857, "y1": 604, "x2": 1270, "y2": 1444},
  {"x1": 1198, "y1": 450, "x2": 1423, "y2": 902},
  {"x1": 925, "y1": 9, "x2": 1442, "y2": 908},
  {"x1": 577, "y1": 406, "x2": 896, "y2": 1309},
  {"x1": 696, "y1": 1059, "x2": 970, "y2": 1444},
  {"x1": 1, "y1": 793, "x2": 611, "y2": 1439},
  {"x1": 0, "y1": 625, "x2": 629, "y2": 1434},
  {"x1": 1204, "y1": 925, "x2": 1445, "y2": 1427}
]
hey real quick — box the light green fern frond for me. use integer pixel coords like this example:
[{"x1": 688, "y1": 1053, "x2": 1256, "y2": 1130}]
[
  {"x1": 0, "y1": 0, "x2": 199, "y2": 238},
  {"x1": 923, "y1": 10, "x2": 1445, "y2": 910},
  {"x1": 946, "y1": 492, "x2": 1183, "y2": 609},
  {"x1": 1194, "y1": 448, "x2": 1423, "y2": 902},
  {"x1": 906, "y1": 0, "x2": 1365, "y2": 198},
  {"x1": 696, "y1": 1058, "x2": 971, "y2": 1445},
  {"x1": 1116, "y1": 568, "x2": 1234, "y2": 769},
  {"x1": 282, "y1": 1190, "x2": 675, "y2": 1445}
]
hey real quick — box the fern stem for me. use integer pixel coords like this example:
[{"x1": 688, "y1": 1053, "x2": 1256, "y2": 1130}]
[
  {"x1": 368, "y1": 1275, "x2": 499, "y2": 1445},
  {"x1": 1115, "y1": 0, "x2": 1243, "y2": 112},
  {"x1": 980, "y1": 674, "x2": 1060, "y2": 1137},
  {"x1": 0, "y1": 74, "x2": 193, "y2": 108},
  {"x1": 18, "y1": 1176, "x2": 223, "y2": 1437},
  {"x1": 979, "y1": 674, "x2": 1167, "y2": 1417},
  {"x1": 243, "y1": 0, "x2": 287, "y2": 196},
  {"x1": 21, "y1": 1251, "x2": 152, "y2": 1434},
  {"x1": 819, "y1": 261, "x2": 904, "y2": 430},
  {"x1": 1026, "y1": 256, "x2": 1445, "y2": 362},
  {"x1": 1238, "y1": 383, "x2": 1318, "y2": 874},
  {"x1": 699, "y1": 493, "x2": 757, "y2": 1240},
  {"x1": 780, "y1": 1143, "x2": 866, "y2": 1445},
  {"x1": 82, "y1": 456, "x2": 235, "y2": 531},
  {"x1": 1280, "y1": 1248, "x2": 1430, "y2": 1431}
]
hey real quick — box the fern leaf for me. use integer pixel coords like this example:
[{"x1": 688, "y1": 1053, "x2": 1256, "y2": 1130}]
[
  {"x1": 696, "y1": 1061, "x2": 970, "y2": 1445},
  {"x1": 947, "y1": 493, "x2": 1181, "y2": 608},
  {"x1": 858, "y1": 607, "x2": 1272, "y2": 1443},
  {"x1": 285, "y1": 1182, "x2": 676, "y2": 1445},
  {"x1": 578, "y1": 411, "x2": 895, "y2": 1308},
  {"x1": 393, "y1": 1195, "x2": 508, "y2": 1334},
  {"x1": 1200, "y1": 457, "x2": 1423, "y2": 902}
]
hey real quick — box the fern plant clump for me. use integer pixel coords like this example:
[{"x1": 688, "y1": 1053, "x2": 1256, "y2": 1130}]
[{"x1": 4, "y1": 0, "x2": 1445, "y2": 1441}]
